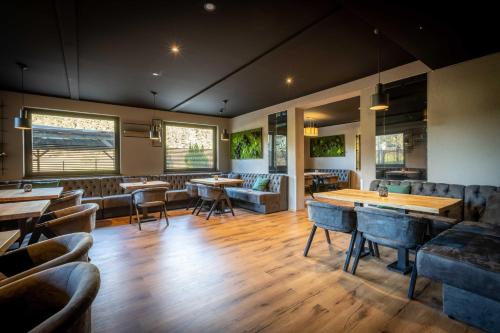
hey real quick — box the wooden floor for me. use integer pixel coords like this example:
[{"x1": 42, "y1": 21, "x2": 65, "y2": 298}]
[{"x1": 90, "y1": 208, "x2": 479, "y2": 333}]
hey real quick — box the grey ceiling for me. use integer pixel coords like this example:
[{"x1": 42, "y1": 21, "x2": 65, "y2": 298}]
[
  {"x1": 304, "y1": 97, "x2": 360, "y2": 128},
  {"x1": 1, "y1": 1, "x2": 498, "y2": 117}
]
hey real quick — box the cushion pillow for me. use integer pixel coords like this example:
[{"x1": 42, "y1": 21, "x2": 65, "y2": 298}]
[
  {"x1": 480, "y1": 193, "x2": 500, "y2": 226},
  {"x1": 31, "y1": 180, "x2": 60, "y2": 188},
  {"x1": 387, "y1": 184, "x2": 411, "y2": 194},
  {"x1": 252, "y1": 177, "x2": 270, "y2": 191}
]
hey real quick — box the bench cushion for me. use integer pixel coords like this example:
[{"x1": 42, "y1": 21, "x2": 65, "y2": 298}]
[
  {"x1": 103, "y1": 194, "x2": 130, "y2": 209},
  {"x1": 225, "y1": 187, "x2": 278, "y2": 205},
  {"x1": 167, "y1": 189, "x2": 189, "y2": 202},
  {"x1": 417, "y1": 227, "x2": 500, "y2": 302},
  {"x1": 452, "y1": 221, "x2": 500, "y2": 238}
]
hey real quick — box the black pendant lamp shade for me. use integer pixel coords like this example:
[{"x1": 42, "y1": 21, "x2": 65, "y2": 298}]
[
  {"x1": 370, "y1": 83, "x2": 389, "y2": 111},
  {"x1": 369, "y1": 29, "x2": 389, "y2": 111},
  {"x1": 149, "y1": 91, "x2": 161, "y2": 141},
  {"x1": 14, "y1": 62, "x2": 32, "y2": 130},
  {"x1": 220, "y1": 99, "x2": 230, "y2": 141}
]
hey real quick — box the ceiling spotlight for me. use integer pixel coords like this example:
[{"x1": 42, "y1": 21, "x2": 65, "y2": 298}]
[
  {"x1": 152, "y1": 72, "x2": 161, "y2": 77},
  {"x1": 170, "y1": 45, "x2": 180, "y2": 54},
  {"x1": 204, "y1": 2, "x2": 216, "y2": 12},
  {"x1": 285, "y1": 76, "x2": 293, "y2": 85}
]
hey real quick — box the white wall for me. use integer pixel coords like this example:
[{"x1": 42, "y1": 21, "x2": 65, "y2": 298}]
[
  {"x1": 427, "y1": 52, "x2": 500, "y2": 185},
  {"x1": 304, "y1": 122, "x2": 360, "y2": 188},
  {"x1": 0, "y1": 91, "x2": 231, "y2": 180}
]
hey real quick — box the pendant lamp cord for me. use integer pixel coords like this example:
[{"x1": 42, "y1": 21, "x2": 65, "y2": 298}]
[
  {"x1": 376, "y1": 28, "x2": 381, "y2": 84},
  {"x1": 20, "y1": 65, "x2": 25, "y2": 109}
]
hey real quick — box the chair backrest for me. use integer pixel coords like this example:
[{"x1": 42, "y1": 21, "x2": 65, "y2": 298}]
[
  {"x1": 47, "y1": 203, "x2": 99, "y2": 234},
  {"x1": 185, "y1": 182, "x2": 199, "y2": 197},
  {"x1": 0, "y1": 233, "x2": 93, "y2": 287},
  {"x1": 306, "y1": 200, "x2": 356, "y2": 233},
  {"x1": 197, "y1": 184, "x2": 223, "y2": 200},
  {"x1": 0, "y1": 183, "x2": 21, "y2": 190},
  {"x1": 355, "y1": 206, "x2": 426, "y2": 249},
  {"x1": 48, "y1": 189, "x2": 84, "y2": 212},
  {"x1": 132, "y1": 187, "x2": 168, "y2": 205},
  {"x1": 0, "y1": 262, "x2": 100, "y2": 333}
]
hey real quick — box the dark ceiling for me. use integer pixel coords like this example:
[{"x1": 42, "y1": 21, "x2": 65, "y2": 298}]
[
  {"x1": 1, "y1": 1, "x2": 499, "y2": 117},
  {"x1": 304, "y1": 97, "x2": 360, "y2": 128}
]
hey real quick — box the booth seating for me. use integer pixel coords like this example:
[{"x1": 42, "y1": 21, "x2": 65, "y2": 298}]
[{"x1": 304, "y1": 169, "x2": 352, "y2": 189}]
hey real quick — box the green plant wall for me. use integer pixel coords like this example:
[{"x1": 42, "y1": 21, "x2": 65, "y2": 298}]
[
  {"x1": 230, "y1": 128, "x2": 263, "y2": 159},
  {"x1": 310, "y1": 135, "x2": 345, "y2": 157}
]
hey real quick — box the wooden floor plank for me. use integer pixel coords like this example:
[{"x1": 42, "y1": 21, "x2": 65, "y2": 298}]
[{"x1": 90, "y1": 208, "x2": 480, "y2": 333}]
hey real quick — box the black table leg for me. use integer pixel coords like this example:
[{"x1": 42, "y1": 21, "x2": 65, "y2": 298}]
[{"x1": 387, "y1": 247, "x2": 413, "y2": 275}]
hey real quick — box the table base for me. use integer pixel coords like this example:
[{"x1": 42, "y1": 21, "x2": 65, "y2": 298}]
[{"x1": 387, "y1": 248, "x2": 413, "y2": 275}]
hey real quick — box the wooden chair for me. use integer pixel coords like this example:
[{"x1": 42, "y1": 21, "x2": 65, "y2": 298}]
[
  {"x1": 195, "y1": 184, "x2": 234, "y2": 220},
  {"x1": 130, "y1": 187, "x2": 169, "y2": 230}
]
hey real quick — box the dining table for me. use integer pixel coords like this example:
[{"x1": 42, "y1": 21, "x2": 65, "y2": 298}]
[
  {"x1": 315, "y1": 189, "x2": 463, "y2": 274},
  {"x1": 0, "y1": 199, "x2": 52, "y2": 245},
  {"x1": 0, "y1": 230, "x2": 21, "y2": 254},
  {"x1": 0, "y1": 187, "x2": 63, "y2": 203}
]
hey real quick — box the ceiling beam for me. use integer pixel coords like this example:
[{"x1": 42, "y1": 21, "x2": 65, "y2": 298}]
[
  {"x1": 54, "y1": 0, "x2": 80, "y2": 100},
  {"x1": 169, "y1": 5, "x2": 342, "y2": 112}
]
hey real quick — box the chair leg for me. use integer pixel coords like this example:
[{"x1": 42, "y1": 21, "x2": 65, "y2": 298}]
[
  {"x1": 373, "y1": 242, "x2": 380, "y2": 258},
  {"x1": 324, "y1": 230, "x2": 331, "y2": 244},
  {"x1": 343, "y1": 230, "x2": 357, "y2": 272},
  {"x1": 129, "y1": 200, "x2": 133, "y2": 224},
  {"x1": 225, "y1": 197, "x2": 235, "y2": 216},
  {"x1": 135, "y1": 207, "x2": 142, "y2": 230},
  {"x1": 163, "y1": 205, "x2": 169, "y2": 226},
  {"x1": 408, "y1": 250, "x2": 419, "y2": 299},
  {"x1": 368, "y1": 241, "x2": 375, "y2": 256},
  {"x1": 351, "y1": 235, "x2": 366, "y2": 275},
  {"x1": 303, "y1": 225, "x2": 317, "y2": 257},
  {"x1": 207, "y1": 200, "x2": 218, "y2": 220},
  {"x1": 196, "y1": 200, "x2": 205, "y2": 216},
  {"x1": 192, "y1": 198, "x2": 201, "y2": 215}
]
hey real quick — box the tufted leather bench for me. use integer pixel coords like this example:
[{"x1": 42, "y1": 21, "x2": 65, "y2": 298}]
[
  {"x1": 224, "y1": 173, "x2": 288, "y2": 213},
  {"x1": 305, "y1": 169, "x2": 351, "y2": 189}
]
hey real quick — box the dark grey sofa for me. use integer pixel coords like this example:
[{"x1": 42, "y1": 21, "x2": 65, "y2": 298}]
[
  {"x1": 224, "y1": 173, "x2": 288, "y2": 214},
  {"x1": 305, "y1": 169, "x2": 352, "y2": 189},
  {"x1": 416, "y1": 187, "x2": 500, "y2": 332}
]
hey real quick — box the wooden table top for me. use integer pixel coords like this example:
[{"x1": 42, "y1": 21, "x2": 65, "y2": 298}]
[
  {"x1": 315, "y1": 189, "x2": 462, "y2": 215},
  {"x1": 119, "y1": 181, "x2": 169, "y2": 193},
  {"x1": 0, "y1": 187, "x2": 63, "y2": 203},
  {"x1": 0, "y1": 230, "x2": 20, "y2": 254},
  {"x1": 0, "y1": 200, "x2": 51, "y2": 222},
  {"x1": 304, "y1": 172, "x2": 331, "y2": 177},
  {"x1": 385, "y1": 170, "x2": 420, "y2": 175},
  {"x1": 190, "y1": 178, "x2": 245, "y2": 187}
]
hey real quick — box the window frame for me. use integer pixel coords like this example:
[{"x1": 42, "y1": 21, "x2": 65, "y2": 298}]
[
  {"x1": 24, "y1": 108, "x2": 121, "y2": 177},
  {"x1": 163, "y1": 121, "x2": 217, "y2": 173},
  {"x1": 375, "y1": 132, "x2": 405, "y2": 167}
]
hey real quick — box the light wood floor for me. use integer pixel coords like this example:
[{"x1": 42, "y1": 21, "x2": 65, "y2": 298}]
[{"x1": 90, "y1": 208, "x2": 479, "y2": 333}]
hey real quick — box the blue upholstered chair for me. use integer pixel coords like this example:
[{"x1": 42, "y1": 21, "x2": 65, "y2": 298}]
[
  {"x1": 304, "y1": 200, "x2": 358, "y2": 272},
  {"x1": 352, "y1": 206, "x2": 427, "y2": 298}
]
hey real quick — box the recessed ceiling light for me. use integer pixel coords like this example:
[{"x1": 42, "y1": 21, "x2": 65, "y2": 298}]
[
  {"x1": 285, "y1": 76, "x2": 293, "y2": 85},
  {"x1": 170, "y1": 44, "x2": 180, "y2": 54},
  {"x1": 204, "y1": 2, "x2": 216, "y2": 12},
  {"x1": 152, "y1": 72, "x2": 161, "y2": 77}
]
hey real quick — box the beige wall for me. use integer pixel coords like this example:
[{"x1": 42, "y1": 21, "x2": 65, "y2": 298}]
[
  {"x1": 304, "y1": 122, "x2": 361, "y2": 189},
  {"x1": 0, "y1": 91, "x2": 231, "y2": 180},
  {"x1": 230, "y1": 61, "x2": 430, "y2": 209},
  {"x1": 427, "y1": 52, "x2": 500, "y2": 185}
]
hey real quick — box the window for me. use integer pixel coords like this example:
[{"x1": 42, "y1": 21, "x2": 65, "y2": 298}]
[
  {"x1": 164, "y1": 122, "x2": 216, "y2": 172},
  {"x1": 376, "y1": 133, "x2": 404, "y2": 166},
  {"x1": 268, "y1": 111, "x2": 287, "y2": 173},
  {"x1": 25, "y1": 109, "x2": 120, "y2": 176}
]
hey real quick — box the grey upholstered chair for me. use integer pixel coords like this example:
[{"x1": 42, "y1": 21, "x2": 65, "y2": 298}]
[
  {"x1": 304, "y1": 176, "x2": 315, "y2": 198},
  {"x1": 0, "y1": 183, "x2": 21, "y2": 190},
  {"x1": 0, "y1": 262, "x2": 100, "y2": 333},
  {"x1": 195, "y1": 184, "x2": 234, "y2": 220},
  {"x1": 29, "y1": 203, "x2": 99, "y2": 244},
  {"x1": 47, "y1": 189, "x2": 84, "y2": 212},
  {"x1": 185, "y1": 182, "x2": 200, "y2": 211},
  {"x1": 123, "y1": 176, "x2": 144, "y2": 183},
  {"x1": 0, "y1": 233, "x2": 93, "y2": 287},
  {"x1": 131, "y1": 187, "x2": 169, "y2": 230},
  {"x1": 352, "y1": 206, "x2": 427, "y2": 298},
  {"x1": 304, "y1": 200, "x2": 359, "y2": 271}
]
